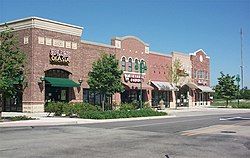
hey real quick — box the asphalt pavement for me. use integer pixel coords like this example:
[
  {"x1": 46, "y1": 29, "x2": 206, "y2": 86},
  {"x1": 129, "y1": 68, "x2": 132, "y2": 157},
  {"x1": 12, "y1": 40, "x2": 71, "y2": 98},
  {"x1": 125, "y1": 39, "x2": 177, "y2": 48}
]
[{"x1": 0, "y1": 109, "x2": 249, "y2": 158}]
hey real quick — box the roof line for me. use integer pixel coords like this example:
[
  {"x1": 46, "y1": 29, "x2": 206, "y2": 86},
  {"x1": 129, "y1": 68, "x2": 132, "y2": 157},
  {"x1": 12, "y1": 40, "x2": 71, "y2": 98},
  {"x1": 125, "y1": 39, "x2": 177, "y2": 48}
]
[
  {"x1": 0, "y1": 16, "x2": 83, "y2": 30},
  {"x1": 81, "y1": 40, "x2": 116, "y2": 48},
  {"x1": 112, "y1": 36, "x2": 149, "y2": 46}
]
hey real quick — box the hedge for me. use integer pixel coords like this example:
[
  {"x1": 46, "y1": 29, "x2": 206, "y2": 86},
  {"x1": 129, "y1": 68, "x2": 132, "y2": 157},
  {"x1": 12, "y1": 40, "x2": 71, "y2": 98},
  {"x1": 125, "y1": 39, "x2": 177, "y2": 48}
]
[
  {"x1": 79, "y1": 108, "x2": 167, "y2": 119},
  {"x1": 44, "y1": 102, "x2": 167, "y2": 119}
]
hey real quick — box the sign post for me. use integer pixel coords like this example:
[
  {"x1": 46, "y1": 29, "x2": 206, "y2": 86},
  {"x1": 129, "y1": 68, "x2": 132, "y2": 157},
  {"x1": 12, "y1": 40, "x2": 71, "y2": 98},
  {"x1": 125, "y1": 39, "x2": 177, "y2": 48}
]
[{"x1": 139, "y1": 61, "x2": 147, "y2": 109}]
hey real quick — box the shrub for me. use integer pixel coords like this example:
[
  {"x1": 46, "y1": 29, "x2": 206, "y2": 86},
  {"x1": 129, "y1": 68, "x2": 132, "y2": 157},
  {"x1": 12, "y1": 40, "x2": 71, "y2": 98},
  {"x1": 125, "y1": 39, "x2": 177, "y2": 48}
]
[
  {"x1": 119, "y1": 103, "x2": 136, "y2": 111},
  {"x1": 8, "y1": 116, "x2": 35, "y2": 121},
  {"x1": 231, "y1": 102, "x2": 250, "y2": 109},
  {"x1": 79, "y1": 108, "x2": 167, "y2": 119},
  {"x1": 45, "y1": 102, "x2": 66, "y2": 116},
  {"x1": 45, "y1": 102, "x2": 101, "y2": 117}
]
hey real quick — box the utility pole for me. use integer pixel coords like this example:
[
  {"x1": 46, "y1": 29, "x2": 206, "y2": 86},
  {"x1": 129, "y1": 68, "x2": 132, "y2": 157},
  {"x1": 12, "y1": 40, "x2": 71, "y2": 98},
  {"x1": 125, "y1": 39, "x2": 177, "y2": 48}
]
[{"x1": 240, "y1": 28, "x2": 244, "y2": 90}]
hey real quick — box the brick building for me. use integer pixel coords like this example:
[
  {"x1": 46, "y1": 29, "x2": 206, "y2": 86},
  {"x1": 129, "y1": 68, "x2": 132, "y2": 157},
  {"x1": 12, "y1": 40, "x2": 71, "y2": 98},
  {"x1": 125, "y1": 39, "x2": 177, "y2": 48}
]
[{"x1": 0, "y1": 17, "x2": 213, "y2": 112}]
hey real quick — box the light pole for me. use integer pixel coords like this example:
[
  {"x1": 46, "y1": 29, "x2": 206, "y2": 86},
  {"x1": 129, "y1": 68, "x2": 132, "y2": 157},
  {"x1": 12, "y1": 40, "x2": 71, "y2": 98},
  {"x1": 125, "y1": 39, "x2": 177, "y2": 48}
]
[
  {"x1": 236, "y1": 74, "x2": 240, "y2": 106},
  {"x1": 139, "y1": 61, "x2": 147, "y2": 109}
]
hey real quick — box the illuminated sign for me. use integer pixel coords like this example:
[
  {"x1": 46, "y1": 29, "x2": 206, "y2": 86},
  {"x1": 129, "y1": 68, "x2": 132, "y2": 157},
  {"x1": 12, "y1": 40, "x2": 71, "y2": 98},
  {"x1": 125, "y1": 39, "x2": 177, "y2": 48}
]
[
  {"x1": 49, "y1": 49, "x2": 70, "y2": 65},
  {"x1": 124, "y1": 73, "x2": 145, "y2": 83}
]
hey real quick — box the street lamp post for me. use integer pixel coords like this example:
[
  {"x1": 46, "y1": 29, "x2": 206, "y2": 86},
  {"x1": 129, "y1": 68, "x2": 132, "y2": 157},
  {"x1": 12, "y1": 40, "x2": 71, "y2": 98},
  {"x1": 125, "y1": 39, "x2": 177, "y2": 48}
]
[
  {"x1": 236, "y1": 74, "x2": 240, "y2": 106},
  {"x1": 139, "y1": 61, "x2": 147, "y2": 109}
]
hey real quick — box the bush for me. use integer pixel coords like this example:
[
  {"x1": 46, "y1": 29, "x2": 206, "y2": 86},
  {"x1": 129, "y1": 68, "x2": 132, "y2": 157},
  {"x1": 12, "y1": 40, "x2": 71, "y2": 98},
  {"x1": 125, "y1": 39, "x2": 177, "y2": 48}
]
[
  {"x1": 45, "y1": 102, "x2": 66, "y2": 116},
  {"x1": 231, "y1": 102, "x2": 250, "y2": 109},
  {"x1": 119, "y1": 103, "x2": 136, "y2": 111},
  {"x1": 79, "y1": 108, "x2": 167, "y2": 119},
  {"x1": 7, "y1": 116, "x2": 35, "y2": 121},
  {"x1": 45, "y1": 102, "x2": 101, "y2": 116}
]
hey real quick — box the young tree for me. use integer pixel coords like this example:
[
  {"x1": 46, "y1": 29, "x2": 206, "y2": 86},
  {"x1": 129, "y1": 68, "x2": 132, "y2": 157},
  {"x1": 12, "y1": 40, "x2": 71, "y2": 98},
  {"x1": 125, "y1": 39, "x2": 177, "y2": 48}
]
[
  {"x1": 87, "y1": 53, "x2": 124, "y2": 111},
  {"x1": 170, "y1": 59, "x2": 189, "y2": 86},
  {"x1": 0, "y1": 26, "x2": 26, "y2": 118},
  {"x1": 215, "y1": 72, "x2": 238, "y2": 107}
]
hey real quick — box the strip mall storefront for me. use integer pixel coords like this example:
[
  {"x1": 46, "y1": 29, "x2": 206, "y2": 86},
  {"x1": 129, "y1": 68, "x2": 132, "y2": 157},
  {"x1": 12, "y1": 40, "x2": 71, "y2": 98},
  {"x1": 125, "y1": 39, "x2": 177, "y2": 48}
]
[{"x1": 0, "y1": 17, "x2": 213, "y2": 112}]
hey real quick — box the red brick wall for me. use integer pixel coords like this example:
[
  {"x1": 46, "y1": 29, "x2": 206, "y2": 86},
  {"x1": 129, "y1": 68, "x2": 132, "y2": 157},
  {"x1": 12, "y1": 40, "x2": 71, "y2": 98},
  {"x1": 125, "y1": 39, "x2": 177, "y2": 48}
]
[
  {"x1": 190, "y1": 50, "x2": 210, "y2": 86},
  {"x1": 113, "y1": 37, "x2": 150, "y2": 85},
  {"x1": 15, "y1": 29, "x2": 33, "y2": 103},
  {"x1": 148, "y1": 53, "x2": 172, "y2": 82},
  {"x1": 16, "y1": 28, "x2": 117, "y2": 104},
  {"x1": 79, "y1": 42, "x2": 117, "y2": 88}
]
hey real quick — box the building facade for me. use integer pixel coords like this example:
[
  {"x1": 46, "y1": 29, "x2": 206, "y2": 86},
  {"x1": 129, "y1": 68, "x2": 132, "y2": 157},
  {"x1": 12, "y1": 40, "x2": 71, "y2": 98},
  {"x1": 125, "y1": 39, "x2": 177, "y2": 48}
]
[{"x1": 0, "y1": 17, "x2": 213, "y2": 112}]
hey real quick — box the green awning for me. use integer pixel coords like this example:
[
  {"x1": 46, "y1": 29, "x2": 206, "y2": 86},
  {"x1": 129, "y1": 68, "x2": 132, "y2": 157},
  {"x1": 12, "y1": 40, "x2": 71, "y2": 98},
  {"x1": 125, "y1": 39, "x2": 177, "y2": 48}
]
[{"x1": 44, "y1": 77, "x2": 80, "y2": 87}]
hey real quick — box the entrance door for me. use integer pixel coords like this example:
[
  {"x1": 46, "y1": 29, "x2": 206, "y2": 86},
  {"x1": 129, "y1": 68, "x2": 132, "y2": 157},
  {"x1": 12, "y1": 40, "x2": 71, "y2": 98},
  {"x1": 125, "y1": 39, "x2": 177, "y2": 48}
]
[
  {"x1": 44, "y1": 69, "x2": 71, "y2": 103},
  {"x1": 45, "y1": 86, "x2": 69, "y2": 102}
]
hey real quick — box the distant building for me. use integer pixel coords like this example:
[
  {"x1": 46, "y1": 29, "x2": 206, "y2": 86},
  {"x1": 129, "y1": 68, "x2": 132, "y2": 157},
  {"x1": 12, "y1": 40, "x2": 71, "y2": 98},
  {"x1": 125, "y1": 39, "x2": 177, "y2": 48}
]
[{"x1": 0, "y1": 17, "x2": 213, "y2": 112}]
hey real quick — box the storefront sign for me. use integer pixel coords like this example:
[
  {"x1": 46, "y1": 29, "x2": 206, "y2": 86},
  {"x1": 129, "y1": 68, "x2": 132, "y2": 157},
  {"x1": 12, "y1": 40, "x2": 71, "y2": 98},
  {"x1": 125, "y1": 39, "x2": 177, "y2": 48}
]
[
  {"x1": 49, "y1": 49, "x2": 70, "y2": 65},
  {"x1": 124, "y1": 73, "x2": 144, "y2": 83}
]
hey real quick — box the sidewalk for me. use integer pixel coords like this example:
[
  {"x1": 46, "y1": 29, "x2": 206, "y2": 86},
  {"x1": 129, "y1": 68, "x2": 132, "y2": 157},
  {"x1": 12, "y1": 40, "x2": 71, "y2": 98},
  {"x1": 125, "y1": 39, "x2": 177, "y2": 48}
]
[{"x1": 1, "y1": 107, "x2": 250, "y2": 128}]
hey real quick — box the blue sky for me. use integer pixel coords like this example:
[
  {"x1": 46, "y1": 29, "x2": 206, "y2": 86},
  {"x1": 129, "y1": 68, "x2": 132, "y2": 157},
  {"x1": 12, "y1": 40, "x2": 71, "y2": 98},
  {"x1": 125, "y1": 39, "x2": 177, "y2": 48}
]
[{"x1": 1, "y1": 0, "x2": 249, "y2": 88}]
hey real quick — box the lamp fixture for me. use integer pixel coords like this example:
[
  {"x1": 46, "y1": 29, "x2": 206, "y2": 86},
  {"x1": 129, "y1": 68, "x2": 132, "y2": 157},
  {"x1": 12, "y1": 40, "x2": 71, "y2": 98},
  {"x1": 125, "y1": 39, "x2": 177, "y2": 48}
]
[
  {"x1": 78, "y1": 78, "x2": 83, "y2": 84},
  {"x1": 40, "y1": 76, "x2": 45, "y2": 82}
]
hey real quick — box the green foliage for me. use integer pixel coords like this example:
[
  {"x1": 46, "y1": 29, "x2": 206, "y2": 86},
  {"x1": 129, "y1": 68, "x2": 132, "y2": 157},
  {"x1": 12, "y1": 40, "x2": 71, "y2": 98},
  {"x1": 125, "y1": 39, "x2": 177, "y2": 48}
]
[
  {"x1": 88, "y1": 53, "x2": 124, "y2": 97},
  {"x1": 215, "y1": 72, "x2": 239, "y2": 106},
  {"x1": 240, "y1": 89, "x2": 250, "y2": 99},
  {"x1": 232, "y1": 102, "x2": 250, "y2": 109},
  {"x1": 45, "y1": 102, "x2": 100, "y2": 116},
  {"x1": 5, "y1": 116, "x2": 35, "y2": 121},
  {"x1": 0, "y1": 26, "x2": 27, "y2": 97},
  {"x1": 44, "y1": 102, "x2": 166, "y2": 119},
  {"x1": 171, "y1": 59, "x2": 183, "y2": 86},
  {"x1": 79, "y1": 108, "x2": 167, "y2": 119},
  {"x1": 119, "y1": 103, "x2": 136, "y2": 111},
  {"x1": 45, "y1": 102, "x2": 66, "y2": 116}
]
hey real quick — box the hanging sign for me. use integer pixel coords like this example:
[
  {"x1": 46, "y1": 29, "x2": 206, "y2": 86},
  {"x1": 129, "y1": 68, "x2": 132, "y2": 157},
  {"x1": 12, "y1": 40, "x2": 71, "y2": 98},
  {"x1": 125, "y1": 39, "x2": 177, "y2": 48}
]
[{"x1": 49, "y1": 49, "x2": 70, "y2": 65}]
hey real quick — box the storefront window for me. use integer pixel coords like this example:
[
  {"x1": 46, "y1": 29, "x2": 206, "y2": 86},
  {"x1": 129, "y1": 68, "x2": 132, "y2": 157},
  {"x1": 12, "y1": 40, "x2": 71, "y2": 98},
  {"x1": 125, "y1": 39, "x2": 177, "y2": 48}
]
[
  {"x1": 121, "y1": 57, "x2": 126, "y2": 71},
  {"x1": 134, "y1": 59, "x2": 139, "y2": 71},
  {"x1": 83, "y1": 89, "x2": 101, "y2": 105},
  {"x1": 128, "y1": 58, "x2": 132, "y2": 72}
]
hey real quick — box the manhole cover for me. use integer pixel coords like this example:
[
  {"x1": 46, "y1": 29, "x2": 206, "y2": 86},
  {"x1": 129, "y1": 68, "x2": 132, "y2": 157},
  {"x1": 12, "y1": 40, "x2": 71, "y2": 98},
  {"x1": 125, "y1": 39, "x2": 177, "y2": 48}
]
[{"x1": 221, "y1": 130, "x2": 236, "y2": 133}]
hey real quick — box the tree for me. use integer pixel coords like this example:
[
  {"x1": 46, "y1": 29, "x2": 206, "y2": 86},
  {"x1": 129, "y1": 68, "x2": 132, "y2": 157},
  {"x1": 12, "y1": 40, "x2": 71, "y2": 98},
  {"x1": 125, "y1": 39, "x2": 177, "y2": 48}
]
[
  {"x1": 215, "y1": 72, "x2": 238, "y2": 107},
  {"x1": 170, "y1": 59, "x2": 189, "y2": 86},
  {"x1": 0, "y1": 26, "x2": 26, "y2": 118},
  {"x1": 87, "y1": 53, "x2": 124, "y2": 111}
]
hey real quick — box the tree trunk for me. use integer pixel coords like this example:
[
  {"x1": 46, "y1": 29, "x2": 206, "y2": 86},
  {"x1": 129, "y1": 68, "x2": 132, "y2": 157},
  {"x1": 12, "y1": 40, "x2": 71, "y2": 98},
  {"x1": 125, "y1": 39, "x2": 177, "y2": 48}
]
[
  {"x1": 101, "y1": 93, "x2": 105, "y2": 112},
  {"x1": 0, "y1": 93, "x2": 3, "y2": 119},
  {"x1": 226, "y1": 99, "x2": 228, "y2": 108}
]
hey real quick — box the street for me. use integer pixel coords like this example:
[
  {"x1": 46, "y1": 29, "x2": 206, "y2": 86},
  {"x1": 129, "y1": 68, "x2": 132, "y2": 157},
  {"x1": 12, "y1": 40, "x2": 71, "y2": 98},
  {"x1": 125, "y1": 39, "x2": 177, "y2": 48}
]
[{"x1": 0, "y1": 112, "x2": 250, "y2": 158}]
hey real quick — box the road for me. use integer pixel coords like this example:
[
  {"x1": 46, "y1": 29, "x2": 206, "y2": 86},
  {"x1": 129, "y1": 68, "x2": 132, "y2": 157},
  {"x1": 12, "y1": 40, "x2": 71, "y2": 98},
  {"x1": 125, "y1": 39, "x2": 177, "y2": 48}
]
[{"x1": 0, "y1": 112, "x2": 250, "y2": 158}]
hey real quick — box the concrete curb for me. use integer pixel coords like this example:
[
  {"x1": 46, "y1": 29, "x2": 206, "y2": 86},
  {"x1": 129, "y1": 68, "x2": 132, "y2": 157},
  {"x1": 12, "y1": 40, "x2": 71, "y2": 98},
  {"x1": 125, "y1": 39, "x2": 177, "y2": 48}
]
[{"x1": 0, "y1": 114, "x2": 176, "y2": 128}]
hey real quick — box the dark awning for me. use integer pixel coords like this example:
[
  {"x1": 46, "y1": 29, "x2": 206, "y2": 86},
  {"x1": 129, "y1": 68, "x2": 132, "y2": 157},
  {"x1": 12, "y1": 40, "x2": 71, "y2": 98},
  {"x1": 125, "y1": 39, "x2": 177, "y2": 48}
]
[
  {"x1": 44, "y1": 77, "x2": 80, "y2": 87},
  {"x1": 151, "y1": 81, "x2": 177, "y2": 91}
]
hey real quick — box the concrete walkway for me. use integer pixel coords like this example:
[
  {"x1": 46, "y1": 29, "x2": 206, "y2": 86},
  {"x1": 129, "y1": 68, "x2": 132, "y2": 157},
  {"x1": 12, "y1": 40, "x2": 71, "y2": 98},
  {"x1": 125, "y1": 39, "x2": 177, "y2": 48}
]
[{"x1": 1, "y1": 107, "x2": 250, "y2": 128}]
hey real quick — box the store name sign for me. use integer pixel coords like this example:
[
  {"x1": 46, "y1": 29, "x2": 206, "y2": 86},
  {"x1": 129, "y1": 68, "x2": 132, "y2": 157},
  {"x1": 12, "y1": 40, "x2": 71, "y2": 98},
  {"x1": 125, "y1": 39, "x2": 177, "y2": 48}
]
[
  {"x1": 49, "y1": 49, "x2": 70, "y2": 65},
  {"x1": 124, "y1": 73, "x2": 144, "y2": 83}
]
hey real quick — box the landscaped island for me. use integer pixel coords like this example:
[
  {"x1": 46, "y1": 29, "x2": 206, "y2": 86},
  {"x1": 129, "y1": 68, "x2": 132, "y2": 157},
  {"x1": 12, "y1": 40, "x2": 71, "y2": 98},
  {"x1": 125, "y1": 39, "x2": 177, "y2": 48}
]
[{"x1": 45, "y1": 102, "x2": 167, "y2": 119}]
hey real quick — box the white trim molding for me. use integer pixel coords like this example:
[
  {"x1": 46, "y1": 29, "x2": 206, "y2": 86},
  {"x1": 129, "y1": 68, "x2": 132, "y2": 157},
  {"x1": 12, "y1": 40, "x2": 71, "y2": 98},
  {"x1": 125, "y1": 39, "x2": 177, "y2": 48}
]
[
  {"x1": 112, "y1": 36, "x2": 149, "y2": 46},
  {"x1": 0, "y1": 16, "x2": 83, "y2": 37}
]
